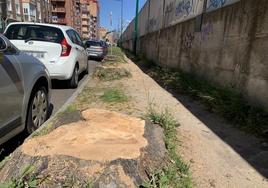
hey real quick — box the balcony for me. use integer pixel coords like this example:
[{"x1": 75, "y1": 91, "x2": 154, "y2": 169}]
[
  {"x1": 82, "y1": 21, "x2": 88, "y2": 26},
  {"x1": 82, "y1": 14, "x2": 88, "y2": 19},
  {"x1": 57, "y1": 18, "x2": 66, "y2": 24},
  {"x1": 52, "y1": 7, "x2": 65, "y2": 13},
  {"x1": 82, "y1": 28, "x2": 88, "y2": 32}
]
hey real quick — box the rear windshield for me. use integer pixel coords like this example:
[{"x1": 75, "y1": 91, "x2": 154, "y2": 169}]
[
  {"x1": 85, "y1": 41, "x2": 101, "y2": 47},
  {"x1": 5, "y1": 24, "x2": 64, "y2": 43}
]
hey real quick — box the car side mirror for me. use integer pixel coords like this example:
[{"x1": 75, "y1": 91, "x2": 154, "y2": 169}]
[{"x1": 0, "y1": 37, "x2": 8, "y2": 52}]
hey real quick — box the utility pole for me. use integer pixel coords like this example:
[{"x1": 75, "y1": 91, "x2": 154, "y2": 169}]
[
  {"x1": 134, "y1": 0, "x2": 139, "y2": 55},
  {"x1": 113, "y1": 0, "x2": 123, "y2": 46},
  {"x1": 120, "y1": 0, "x2": 123, "y2": 39}
]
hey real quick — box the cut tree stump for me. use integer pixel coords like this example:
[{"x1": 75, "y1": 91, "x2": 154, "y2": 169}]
[{"x1": 0, "y1": 109, "x2": 169, "y2": 187}]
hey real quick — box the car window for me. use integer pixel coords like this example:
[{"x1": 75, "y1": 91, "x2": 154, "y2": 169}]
[
  {"x1": 85, "y1": 41, "x2": 101, "y2": 48},
  {"x1": 5, "y1": 24, "x2": 64, "y2": 43},
  {"x1": 73, "y1": 31, "x2": 84, "y2": 47},
  {"x1": 66, "y1": 30, "x2": 77, "y2": 44}
]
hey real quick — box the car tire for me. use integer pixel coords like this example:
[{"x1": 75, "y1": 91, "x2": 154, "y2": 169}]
[
  {"x1": 26, "y1": 86, "x2": 49, "y2": 134},
  {"x1": 69, "y1": 66, "x2": 79, "y2": 88}
]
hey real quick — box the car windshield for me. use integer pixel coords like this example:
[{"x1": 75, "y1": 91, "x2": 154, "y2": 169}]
[
  {"x1": 85, "y1": 41, "x2": 101, "y2": 47},
  {"x1": 5, "y1": 24, "x2": 64, "y2": 43}
]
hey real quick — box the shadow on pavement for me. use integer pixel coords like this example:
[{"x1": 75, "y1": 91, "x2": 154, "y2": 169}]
[
  {"x1": 130, "y1": 54, "x2": 268, "y2": 179},
  {"x1": 51, "y1": 71, "x2": 87, "y2": 90}
]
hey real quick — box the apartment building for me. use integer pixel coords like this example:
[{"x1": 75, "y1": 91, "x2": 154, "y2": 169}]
[
  {"x1": 88, "y1": 0, "x2": 99, "y2": 39},
  {"x1": 99, "y1": 27, "x2": 107, "y2": 40},
  {"x1": 51, "y1": 0, "x2": 67, "y2": 25},
  {"x1": 51, "y1": 0, "x2": 82, "y2": 34},
  {"x1": 81, "y1": 0, "x2": 90, "y2": 39},
  {"x1": 0, "y1": 0, "x2": 51, "y2": 24},
  {"x1": 99, "y1": 26, "x2": 114, "y2": 43},
  {"x1": 0, "y1": 0, "x2": 99, "y2": 36}
]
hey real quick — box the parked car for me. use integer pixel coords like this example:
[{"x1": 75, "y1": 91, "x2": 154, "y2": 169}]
[
  {"x1": 4, "y1": 22, "x2": 88, "y2": 88},
  {"x1": 85, "y1": 40, "x2": 108, "y2": 61},
  {"x1": 0, "y1": 34, "x2": 51, "y2": 145}
]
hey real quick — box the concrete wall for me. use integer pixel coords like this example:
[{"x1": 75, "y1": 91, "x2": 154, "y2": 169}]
[
  {"x1": 206, "y1": 0, "x2": 240, "y2": 12},
  {"x1": 164, "y1": 0, "x2": 204, "y2": 27},
  {"x1": 122, "y1": 0, "x2": 268, "y2": 110}
]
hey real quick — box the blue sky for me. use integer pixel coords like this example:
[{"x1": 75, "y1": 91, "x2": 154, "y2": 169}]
[{"x1": 99, "y1": 0, "x2": 146, "y2": 31}]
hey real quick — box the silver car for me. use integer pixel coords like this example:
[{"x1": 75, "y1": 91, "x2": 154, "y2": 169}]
[
  {"x1": 0, "y1": 34, "x2": 51, "y2": 145},
  {"x1": 85, "y1": 40, "x2": 108, "y2": 61}
]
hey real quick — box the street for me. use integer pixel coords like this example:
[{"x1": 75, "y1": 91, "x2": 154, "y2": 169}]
[
  {"x1": 51, "y1": 60, "x2": 98, "y2": 114},
  {"x1": 0, "y1": 60, "x2": 98, "y2": 161}
]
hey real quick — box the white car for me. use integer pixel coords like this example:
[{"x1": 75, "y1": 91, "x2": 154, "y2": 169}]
[{"x1": 4, "y1": 22, "x2": 88, "y2": 88}]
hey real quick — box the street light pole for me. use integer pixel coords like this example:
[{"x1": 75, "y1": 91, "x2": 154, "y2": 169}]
[
  {"x1": 134, "y1": 0, "x2": 139, "y2": 54},
  {"x1": 120, "y1": 0, "x2": 123, "y2": 38},
  {"x1": 114, "y1": 0, "x2": 123, "y2": 46}
]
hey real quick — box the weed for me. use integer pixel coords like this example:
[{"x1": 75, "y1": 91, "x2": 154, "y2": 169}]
[
  {"x1": 104, "y1": 47, "x2": 126, "y2": 64},
  {"x1": 94, "y1": 67, "x2": 131, "y2": 81},
  {"x1": 147, "y1": 66, "x2": 268, "y2": 136},
  {"x1": 0, "y1": 165, "x2": 37, "y2": 188},
  {"x1": 86, "y1": 179, "x2": 93, "y2": 188},
  {"x1": 145, "y1": 106, "x2": 193, "y2": 188},
  {"x1": 64, "y1": 104, "x2": 77, "y2": 113},
  {"x1": 100, "y1": 88, "x2": 128, "y2": 103},
  {"x1": 31, "y1": 122, "x2": 53, "y2": 137},
  {"x1": 0, "y1": 156, "x2": 10, "y2": 171}
]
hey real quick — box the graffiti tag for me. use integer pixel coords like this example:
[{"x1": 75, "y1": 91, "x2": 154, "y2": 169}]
[
  {"x1": 182, "y1": 32, "x2": 195, "y2": 52},
  {"x1": 201, "y1": 22, "x2": 213, "y2": 41},
  {"x1": 149, "y1": 18, "x2": 157, "y2": 27},
  {"x1": 165, "y1": 1, "x2": 175, "y2": 13},
  {"x1": 208, "y1": 0, "x2": 227, "y2": 9},
  {"x1": 176, "y1": 0, "x2": 194, "y2": 17}
]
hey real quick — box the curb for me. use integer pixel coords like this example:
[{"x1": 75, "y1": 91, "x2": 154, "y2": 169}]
[{"x1": 29, "y1": 62, "x2": 97, "y2": 138}]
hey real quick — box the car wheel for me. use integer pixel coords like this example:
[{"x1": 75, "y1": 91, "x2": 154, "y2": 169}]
[
  {"x1": 69, "y1": 66, "x2": 79, "y2": 88},
  {"x1": 26, "y1": 86, "x2": 48, "y2": 134}
]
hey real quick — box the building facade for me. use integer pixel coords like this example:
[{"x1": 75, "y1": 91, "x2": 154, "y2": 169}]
[
  {"x1": 79, "y1": 0, "x2": 100, "y2": 39},
  {"x1": 88, "y1": 0, "x2": 99, "y2": 39},
  {"x1": 51, "y1": 0, "x2": 99, "y2": 38},
  {"x1": 0, "y1": 0, "x2": 52, "y2": 31},
  {"x1": 99, "y1": 26, "x2": 114, "y2": 43},
  {"x1": 81, "y1": 0, "x2": 89, "y2": 39},
  {"x1": 0, "y1": 0, "x2": 99, "y2": 37}
]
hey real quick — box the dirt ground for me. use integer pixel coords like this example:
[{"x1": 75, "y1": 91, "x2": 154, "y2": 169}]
[
  {"x1": 1, "y1": 53, "x2": 268, "y2": 187},
  {"x1": 118, "y1": 57, "x2": 268, "y2": 188}
]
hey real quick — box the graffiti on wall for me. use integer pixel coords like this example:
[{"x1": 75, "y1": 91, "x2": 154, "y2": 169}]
[
  {"x1": 165, "y1": 1, "x2": 175, "y2": 14},
  {"x1": 206, "y1": 0, "x2": 240, "y2": 12},
  {"x1": 182, "y1": 32, "x2": 195, "y2": 53},
  {"x1": 175, "y1": 0, "x2": 195, "y2": 17},
  {"x1": 201, "y1": 22, "x2": 213, "y2": 41},
  {"x1": 149, "y1": 18, "x2": 157, "y2": 27},
  {"x1": 208, "y1": 0, "x2": 227, "y2": 9},
  {"x1": 164, "y1": 0, "x2": 204, "y2": 27}
]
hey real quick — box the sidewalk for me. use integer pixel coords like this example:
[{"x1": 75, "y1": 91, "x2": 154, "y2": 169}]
[{"x1": 0, "y1": 49, "x2": 267, "y2": 187}]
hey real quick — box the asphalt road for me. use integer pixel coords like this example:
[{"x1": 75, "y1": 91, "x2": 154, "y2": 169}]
[
  {"x1": 51, "y1": 60, "x2": 98, "y2": 114},
  {"x1": 0, "y1": 60, "x2": 98, "y2": 161}
]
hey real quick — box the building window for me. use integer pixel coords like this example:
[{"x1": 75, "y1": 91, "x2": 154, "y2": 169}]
[
  {"x1": 24, "y1": 8, "x2": 28, "y2": 14},
  {"x1": 7, "y1": 0, "x2": 12, "y2": 11},
  {"x1": 16, "y1": 4, "x2": 21, "y2": 14}
]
